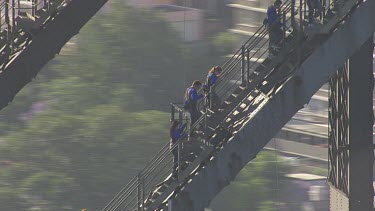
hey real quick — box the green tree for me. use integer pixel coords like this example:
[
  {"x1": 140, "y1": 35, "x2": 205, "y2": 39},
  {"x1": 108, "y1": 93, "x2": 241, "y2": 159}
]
[
  {"x1": 0, "y1": 188, "x2": 29, "y2": 210},
  {"x1": 212, "y1": 32, "x2": 238, "y2": 54},
  {"x1": 210, "y1": 152, "x2": 290, "y2": 211},
  {"x1": 0, "y1": 2, "x2": 180, "y2": 209},
  {"x1": 53, "y1": 3, "x2": 189, "y2": 110}
]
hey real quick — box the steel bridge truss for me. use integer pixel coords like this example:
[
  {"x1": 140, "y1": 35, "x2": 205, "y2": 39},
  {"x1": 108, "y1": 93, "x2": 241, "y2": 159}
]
[
  {"x1": 103, "y1": 0, "x2": 375, "y2": 210},
  {"x1": 328, "y1": 61, "x2": 350, "y2": 196},
  {"x1": 328, "y1": 35, "x2": 374, "y2": 210}
]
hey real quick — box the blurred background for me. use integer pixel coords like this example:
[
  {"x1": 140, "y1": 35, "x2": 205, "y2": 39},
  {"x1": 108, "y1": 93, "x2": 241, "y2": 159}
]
[{"x1": 0, "y1": 0, "x2": 373, "y2": 210}]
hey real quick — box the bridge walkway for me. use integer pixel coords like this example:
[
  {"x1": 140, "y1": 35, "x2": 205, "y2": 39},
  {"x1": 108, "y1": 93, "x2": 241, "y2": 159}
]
[
  {"x1": 103, "y1": 0, "x2": 375, "y2": 210},
  {"x1": 0, "y1": 0, "x2": 108, "y2": 109}
]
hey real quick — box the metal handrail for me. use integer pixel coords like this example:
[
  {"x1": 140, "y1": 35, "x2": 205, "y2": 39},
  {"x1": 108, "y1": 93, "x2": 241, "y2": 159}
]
[
  {"x1": 0, "y1": 0, "x2": 73, "y2": 67},
  {"x1": 104, "y1": 109, "x2": 210, "y2": 211},
  {"x1": 197, "y1": 0, "x2": 293, "y2": 109},
  {"x1": 208, "y1": 3, "x2": 293, "y2": 107},
  {"x1": 219, "y1": 23, "x2": 295, "y2": 101},
  {"x1": 103, "y1": 143, "x2": 171, "y2": 211},
  {"x1": 193, "y1": 0, "x2": 293, "y2": 100},
  {"x1": 103, "y1": 0, "x2": 365, "y2": 210},
  {"x1": 103, "y1": 2, "x2": 294, "y2": 210},
  {"x1": 103, "y1": 103, "x2": 190, "y2": 211}
]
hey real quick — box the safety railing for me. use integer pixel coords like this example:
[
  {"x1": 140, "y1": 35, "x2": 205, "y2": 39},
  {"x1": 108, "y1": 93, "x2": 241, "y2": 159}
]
[
  {"x1": 102, "y1": 0, "x2": 364, "y2": 210},
  {"x1": 102, "y1": 101, "x2": 215, "y2": 211},
  {"x1": 198, "y1": 0, "x2": 295, "y2": 112},
  {"x1": 0, "y1": 0, "x2": 70, "y2": 68},
  {"x1": 102, "y1": 2, "x2": 296, "y2": 211},
  {"x1": 194, "y1": 0, "x2": 297, "y2": 112},
  {"x1": 170, "y1": 103, "x2": 190, "y2": 130},
  {"x1": 200, "y1": 0, "x2": 357, "y2": 112}
]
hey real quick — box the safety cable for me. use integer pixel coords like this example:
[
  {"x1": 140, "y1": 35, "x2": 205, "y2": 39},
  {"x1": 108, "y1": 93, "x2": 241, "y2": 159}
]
[{"x1": 274, "y1": 138, "x2": 280, "y2": 211}]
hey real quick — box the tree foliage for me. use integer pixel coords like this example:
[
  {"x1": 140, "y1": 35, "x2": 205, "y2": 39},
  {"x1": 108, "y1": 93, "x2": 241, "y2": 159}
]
[
  {"x1": 210, "y1": 152, "x2": 290, "y2": 211},
  {"x1": 0, "y1": 2, "x2": 176, "y2": 210}
]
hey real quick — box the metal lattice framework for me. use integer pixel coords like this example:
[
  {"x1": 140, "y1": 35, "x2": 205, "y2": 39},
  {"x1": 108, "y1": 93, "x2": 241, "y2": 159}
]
[{"x1": 328, "y1": 61, "x2": 349, "y2": 196}]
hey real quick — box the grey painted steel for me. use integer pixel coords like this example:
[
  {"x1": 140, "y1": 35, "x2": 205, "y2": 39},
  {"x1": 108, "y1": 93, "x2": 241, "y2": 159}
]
[
  {"x1": 169, "y1": 0, "x2": 375, "y2": 209},
  {"x1": 0, "y1": 0, "x2": 109, "y2": 109},
  {"x1": 348, "y1": 36, "x2": 374, "y2": 211},
  {"x1": 328, "y1": 36, "x2": 375, "y2": 211},
  {"x1": 328, "y1": 62, "x2": 350, "y2": 196}
]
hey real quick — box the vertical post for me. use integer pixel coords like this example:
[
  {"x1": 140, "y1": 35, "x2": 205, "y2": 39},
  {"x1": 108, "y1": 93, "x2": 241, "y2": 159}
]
[
  {"x1": 282, "y1": 12, "x2": 286, "y2": 41},
  {"x1": 291, "y1": 0, "x2": 296, "y2": 31},
  {"x1": 322, "y1": 0, "x2": 326, "y2": 21},
  {"x1": 0, "y1": 2, "x2": 2, "y2": 29},
  {"x1": 246, "y1": 49, "x2": 250, "y2": 89},
  {"x1": 241, "y1": 45, "x2": 245, "y2": 85},
  {"x1": 32, "y1": 0, "x2": 35, "y2": 16},
  {"x1": 209, "y1": 86, "x2": 213, "y2": 110},
  {"x1": 178, "y1": 110, "x2": 182, "y2": 125},
  {"x1": 326, "y1": 0, "x2": 330, "y2": 20},
  {"x1": 298, "y1": 0, "x2": 303, "y2": 66},
  {"x1": 5, "y1": 0, "x2": 10, "y2": 45},
  {"x1": 170, "y1": 104, "x2": 175, "y2": 122},
  {"x1": 16, "y1": 0, "x2": 19, "y2": 16},
  {"x1": 204, "y1": 113, "x2": 208, "y2": 145},
  {"x1": 44, "y1": 0, "x2": 49, "y2": 11},
  {"x1": 141, "y1": 177, "x2": 144, "y2": 211},
  {"x1": 168, "y1": 199, "x2": 173, "y2": 211},
  {"x1": 11, "y1": 0, "x2": 15, "y2": 51},
  {"x1": 177, "y1": 140, "x2": 182, "y2": 180},
  {"x1": 137, "y1": 174, "x2": 141, "y2": 211},
  {"x1": 5, "y1": 0, "x2": 9, "y2": 25}
]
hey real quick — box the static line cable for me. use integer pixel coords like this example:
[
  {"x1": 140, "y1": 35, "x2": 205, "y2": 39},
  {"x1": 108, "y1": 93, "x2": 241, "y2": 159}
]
[
  {"x1": 274, "y1": 138, "x2": 280, "y2": 211},
  {"x1": 183, "y1": 0, "x2": 186, "y2": 88}
]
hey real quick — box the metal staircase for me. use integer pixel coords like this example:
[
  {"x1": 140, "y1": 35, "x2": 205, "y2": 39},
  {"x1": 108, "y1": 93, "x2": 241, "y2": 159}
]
[
  {"x1": 103, "y1": 0, "x2": 375, "y2": 210},
  {"x1": 0, "y1": 0, "x2": 108, "y2": 110}
]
